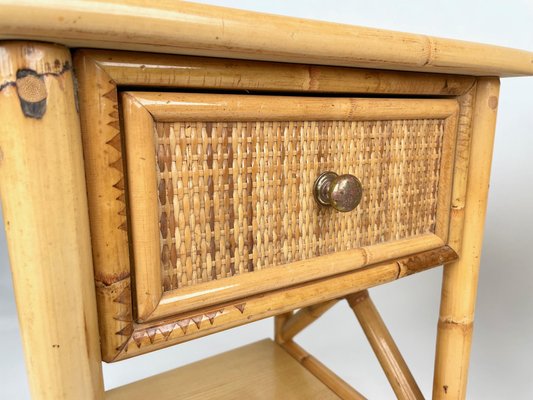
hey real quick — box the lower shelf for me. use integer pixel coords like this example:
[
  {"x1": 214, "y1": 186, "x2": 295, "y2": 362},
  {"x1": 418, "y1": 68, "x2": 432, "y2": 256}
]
[{"x1": 106, "y1": 339, "x2": 340, "y2": 399}]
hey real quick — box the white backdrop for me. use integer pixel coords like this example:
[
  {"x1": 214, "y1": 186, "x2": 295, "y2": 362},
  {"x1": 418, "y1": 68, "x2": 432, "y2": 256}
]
[{"x1": 1, "y1": 1, "x2": 532, "y2": 398}]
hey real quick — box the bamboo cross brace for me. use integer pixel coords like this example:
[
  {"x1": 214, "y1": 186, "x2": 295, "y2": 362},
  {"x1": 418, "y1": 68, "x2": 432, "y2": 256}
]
[
  {"x1": 280, "y1": 340, "x2": 367, "y2": 400},
  {"x1": 277, "y1": 300, "x2": 339, "y2": 343},
  {"x1": 346, "y1": 291, "x2": 424, "y2": 400}
]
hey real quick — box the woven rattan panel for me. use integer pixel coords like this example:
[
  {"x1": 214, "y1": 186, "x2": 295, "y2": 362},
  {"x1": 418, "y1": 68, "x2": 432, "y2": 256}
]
[{"x1": 156, "y1": 119, "x2": 445, "y2": 291}]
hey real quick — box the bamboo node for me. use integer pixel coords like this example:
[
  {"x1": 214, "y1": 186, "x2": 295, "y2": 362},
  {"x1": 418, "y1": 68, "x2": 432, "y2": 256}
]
[{"x1": 438, "y1": 318, "x2": 474, "y2": 334}]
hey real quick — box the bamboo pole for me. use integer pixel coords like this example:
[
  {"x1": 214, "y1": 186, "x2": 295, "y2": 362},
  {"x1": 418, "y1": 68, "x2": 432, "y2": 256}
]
[
  {"x1": 433, "y1": 78, "x2": 500, "y2": 399},
  {"x1": 81, "y1": 49, "x2": 475, "y2": 96},
  {"x1": 0, "y1": 42, "x2": 104, "y2": 398},
  {"x1": 1, "y1": 1, "x2": 533, "y2": 76},
  {"x1": 274, "y1": 312, "x2": 292, "y2": 344},
  {"x1": 346, "y1": 291, "x2": 424, "y2": 400},
  {"x1": 132, "y1": 92, "x2": 459, "y2": 122},
  {"x1": 446, "y1": 84, "x2": 477, "y2": 253},
  {"x1": 121, "y1": 93, "x2": 162, "y2": 321},
  {"x1": 147, "y1": 234, "x2": 444, "y2": 320},
  {"x1": 114, "y1": 246, "x2": 458, "y2": 360},
  {"x1": 281, "y1": 340, "x2": 367, "y2": 400},
  {"x1": 277, "y1": 300, "x2": 339, "y2": 343}
]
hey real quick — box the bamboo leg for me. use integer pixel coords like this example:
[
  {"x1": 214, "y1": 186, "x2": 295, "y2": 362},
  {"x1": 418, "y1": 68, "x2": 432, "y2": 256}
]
[
  {"x1": 276, "y1": 300, "x2": 339, "y2": 343},
  {"x1": 0, "y1": 42, "x2": 104, "y2": 399},
  {"x1": 433, "y1": 78, "x2": 500, "y2": 399},
  {"x1": 280, "y1": 341, "x2": 367, "y2": 400},
  {"x1": 347, "y1": 291, "x2": 424, "y2": 400},
  {"x1": 274, "y1": 312, "x2": 292, "y2": 343}
]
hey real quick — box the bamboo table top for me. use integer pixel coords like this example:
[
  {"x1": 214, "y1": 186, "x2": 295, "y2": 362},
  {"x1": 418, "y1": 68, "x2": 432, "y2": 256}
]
[{"x1": 0, "y1": 0, "x2": 532, "y2": 77}]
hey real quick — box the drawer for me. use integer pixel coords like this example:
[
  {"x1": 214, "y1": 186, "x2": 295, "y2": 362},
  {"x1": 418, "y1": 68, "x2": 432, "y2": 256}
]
[
  {"x1": 121, "y1": 92, "x2": 459, "y2": 322},
  {"x1": 75, "y1": 51, "x2": 470, "y2": 361}
]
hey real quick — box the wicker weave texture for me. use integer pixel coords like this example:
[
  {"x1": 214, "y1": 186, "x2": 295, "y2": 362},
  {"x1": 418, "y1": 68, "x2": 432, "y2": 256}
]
[{"x1": 156, "y1": 119, "x2": 445, "y2": 291}]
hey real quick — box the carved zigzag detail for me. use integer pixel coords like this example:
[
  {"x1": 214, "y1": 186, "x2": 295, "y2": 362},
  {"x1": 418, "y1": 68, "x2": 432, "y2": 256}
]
[
  {"x1": 106, "y1": 133, "x2": 122, "y2": 152},
  {"x1": 102, "y1": 86, "x2": 118, "y2": 102},
  {"x1": 101, "y1": 86, "x2": 127, "y2": 232},
  {"x1": 111, "y1": 284, "x2": 134, "y2": 352}
]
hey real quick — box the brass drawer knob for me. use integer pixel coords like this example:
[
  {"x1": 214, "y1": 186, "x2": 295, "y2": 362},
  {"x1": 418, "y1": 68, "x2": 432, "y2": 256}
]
[{"x1": 313, "y1": 171, "x2": 363, "y2": 212}]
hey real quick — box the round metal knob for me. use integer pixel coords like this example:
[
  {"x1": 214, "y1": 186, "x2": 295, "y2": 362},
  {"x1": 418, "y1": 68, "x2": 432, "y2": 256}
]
[{"x1": 313, "y1": 171, "x2": 363, "y2": 212}]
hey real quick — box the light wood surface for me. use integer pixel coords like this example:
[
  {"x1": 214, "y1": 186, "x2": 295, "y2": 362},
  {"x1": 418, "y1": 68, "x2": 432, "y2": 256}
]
[
  {"x1": 106, "y1": 339, "x2": 340, "y2": 400},
  {"x1": 121, "y1": 92, "x2": 163, "y2": 321},
  {"x1": 434, "y1": 112, "x2": 460, "y2": 242},
  {"x1": 433, "y1": 78, "x2": 500, "y2": 399},
  {"x1": 274, "y1": 312, "x2": 293, "y2": 344},
  {"x1": 446, "y1": 84, "x2": 477, "y2": 253},
  {"x1": 1, "y1": 1, "x2": 532, "y2": 76},
  {"x1": 138, "y1": 234, "x2": 444, "y2": 321},
  {"x1": 74, "y1": 43, "x2": 134, "y2": 362},
  {"x1": 112, "y1": 246, "x2": 457, "y2": 361},
  {"x1": 347, "y1": 291, "x2": 424, "y2": 400},
  {"x1": 0, "y1": 42, "x2": 104, "y2": 399},
  {"x1": 281, "y1": 340, "x2": 366, "y2": 400},
  {"x1": 133, "y1": 92, "x2": 460, "y2": 121},
  {"x1": 79, "y1": 49, "x2": 475, "y2": 96}
]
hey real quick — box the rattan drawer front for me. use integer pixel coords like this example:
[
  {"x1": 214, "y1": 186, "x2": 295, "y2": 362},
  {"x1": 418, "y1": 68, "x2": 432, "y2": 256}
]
[
  {"x1": 122, "y1": 93, "x2": 459, "y2": 322},
  {"x1": 159, "y1": 119, "x2": 441, "y2": 287}
]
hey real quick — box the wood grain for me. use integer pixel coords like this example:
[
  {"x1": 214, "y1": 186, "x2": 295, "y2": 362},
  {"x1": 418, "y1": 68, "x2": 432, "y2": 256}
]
[
  {"x1": 79, "y1": 49, "x2": 475, "y2": 96},
  {"x1": 106, "y1": 339, "x2": 340, "y2": 400}
]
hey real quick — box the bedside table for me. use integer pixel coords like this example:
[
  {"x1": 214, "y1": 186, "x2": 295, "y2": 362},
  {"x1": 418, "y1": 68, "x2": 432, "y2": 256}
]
[{"x1": 1, "y1": 1, "x2": 531, "y2": 399}]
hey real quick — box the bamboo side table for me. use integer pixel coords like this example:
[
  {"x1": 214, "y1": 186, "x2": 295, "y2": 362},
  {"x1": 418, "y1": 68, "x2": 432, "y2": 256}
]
[{"x1": 0, "y1": 1, "x2": 532, "y2": 399}]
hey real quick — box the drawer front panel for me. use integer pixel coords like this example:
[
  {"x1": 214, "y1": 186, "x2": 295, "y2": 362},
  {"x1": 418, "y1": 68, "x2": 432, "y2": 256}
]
[
  {"x1": 123, "y1": 92, "x2": 458, "y2": 322},
  {"x1": 157, "y1": 119, "x2": 444, "y2": 291},
  {"x1": 75, "y1": 51, "x2": 471, "y2": 361}
]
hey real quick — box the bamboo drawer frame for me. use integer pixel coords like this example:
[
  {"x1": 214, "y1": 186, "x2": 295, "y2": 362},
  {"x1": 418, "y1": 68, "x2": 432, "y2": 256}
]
[
  {"x1": 122, "y1": 92, "x2": 458, "y2": 323},
  {"x1": 0, "y1": 2, "x2": 530, "y2": 398},
  {"x1": 72, "y1": 51, "x2": 468, "y2": 361}
]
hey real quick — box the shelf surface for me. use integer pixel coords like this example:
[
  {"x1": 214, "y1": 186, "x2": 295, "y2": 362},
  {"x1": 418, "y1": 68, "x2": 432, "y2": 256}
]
[{"x1": 106, "y1": 339, "x2": 340, "y2": 400}]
